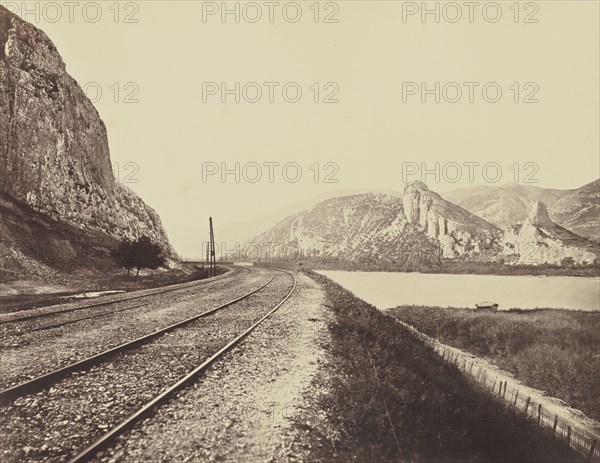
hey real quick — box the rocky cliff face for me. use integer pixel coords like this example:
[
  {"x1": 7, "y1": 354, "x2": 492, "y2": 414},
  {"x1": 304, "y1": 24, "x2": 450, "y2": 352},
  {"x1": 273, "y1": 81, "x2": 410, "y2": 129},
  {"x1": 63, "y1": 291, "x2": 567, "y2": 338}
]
[
  {"x1": 503, "y1": 201, "x2": 599, "y2": 265},
  {"x1": 442, "y1": 184, "x2": 567, "y2": 230},
  {"x1": 250, "y1": 194, "x2": 427, "y2": 261},
  {"x1": 402, "y1": 182, "x2": 501, "y2": 257},
  {"x1": 251, "y1": 184, "x2": 502, "y2": 262},
  {"x1": 250, "y1": 183, "x2": 599, "y2": 266},
  {"x1": 0, "y1": 6, "x2": 175, "y2": 274}
]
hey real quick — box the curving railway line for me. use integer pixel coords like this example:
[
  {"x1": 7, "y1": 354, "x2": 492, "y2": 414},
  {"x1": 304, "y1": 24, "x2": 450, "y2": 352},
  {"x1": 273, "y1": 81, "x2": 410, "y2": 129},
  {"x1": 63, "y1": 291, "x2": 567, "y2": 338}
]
[
  {"x1": 0, "y1": 267, "x2": 249, "y2": 334},
  {"x1": 0, "y1": 267, "x2": 297, "y2": 463},
  {"x1": 0, "y1": 265, "x2": 245, "y2": 326}
]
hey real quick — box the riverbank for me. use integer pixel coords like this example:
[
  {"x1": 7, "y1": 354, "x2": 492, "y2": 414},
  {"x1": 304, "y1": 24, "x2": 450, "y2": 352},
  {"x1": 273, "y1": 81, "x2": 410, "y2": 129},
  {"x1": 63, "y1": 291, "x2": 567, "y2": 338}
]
[
  {"x1": 390, "y1": 306, "x2": 600, "y2": 423},
  {"x1": 297, "y1": 270, "x2": 578, "y2": 462}
]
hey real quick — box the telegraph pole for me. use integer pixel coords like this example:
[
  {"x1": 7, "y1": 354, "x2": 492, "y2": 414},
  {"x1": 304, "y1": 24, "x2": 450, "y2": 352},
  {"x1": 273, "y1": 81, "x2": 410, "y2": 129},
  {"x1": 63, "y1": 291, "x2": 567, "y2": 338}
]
[
  {"x1": 209, "y1": 217, "x2": 216, "y2": 277},
  {"x1": 205, "y1": 244, "x2": 210, "y2": 271}
]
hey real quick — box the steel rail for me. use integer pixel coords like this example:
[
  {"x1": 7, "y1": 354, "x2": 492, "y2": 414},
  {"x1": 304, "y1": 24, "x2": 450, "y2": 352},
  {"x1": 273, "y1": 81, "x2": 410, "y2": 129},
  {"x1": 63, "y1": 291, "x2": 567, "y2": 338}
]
[
  {"x1": 17, "y1": 268, "x2": 250, "y2": 333},
  {"x1": 0, "y1": 266, "x2": 243, "y2": 325},
  {"x1": 24, "y1": 301, "x2": 151, "y2": 333},
  {"x1": 0, "y1": 271, "x2": 273, "y2": 404},
  {"x1": 67, "y1": 269, "x2": 297, "y2": 463}
]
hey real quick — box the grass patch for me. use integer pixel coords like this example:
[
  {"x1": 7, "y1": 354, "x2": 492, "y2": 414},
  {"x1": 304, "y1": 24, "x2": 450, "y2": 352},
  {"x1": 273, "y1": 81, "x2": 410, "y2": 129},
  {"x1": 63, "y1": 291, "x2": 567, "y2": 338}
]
[
  {"x1": 390, "y1": 306, "x2": 600, "y2": 423},
  {"x1": 304, "y1": 270, "x2": 578, "y2": 462}
]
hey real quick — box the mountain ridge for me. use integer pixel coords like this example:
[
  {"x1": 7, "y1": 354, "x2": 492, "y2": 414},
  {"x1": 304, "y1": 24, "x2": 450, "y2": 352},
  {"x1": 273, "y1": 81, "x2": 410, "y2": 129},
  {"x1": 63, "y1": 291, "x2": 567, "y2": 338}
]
[
  {"x1": 250, "y1": 182, "x2": 599, "y2": 266},
  {"x1": 443, "y1": 180, "x2": 599, "y2": 241},
  {"x1": 250, "y1": 183, "x2": 502, "y2": 262}
]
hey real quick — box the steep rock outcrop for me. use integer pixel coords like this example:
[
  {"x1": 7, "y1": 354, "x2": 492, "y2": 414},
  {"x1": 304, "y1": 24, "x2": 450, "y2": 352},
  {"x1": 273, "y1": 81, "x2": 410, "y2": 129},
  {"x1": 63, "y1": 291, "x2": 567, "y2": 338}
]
[
  {"x1": 0, "y1": 6, "x2": 175, "y2": 272},
  {"x1": 503, "y1": 201, "x2": 599, "y2": 265},
  {"x1": 402, "y1": 182, "x2": 501, "y2": 257},
  {"x1": 443, "y1": 180, "x2": 600, "y2": 242}
]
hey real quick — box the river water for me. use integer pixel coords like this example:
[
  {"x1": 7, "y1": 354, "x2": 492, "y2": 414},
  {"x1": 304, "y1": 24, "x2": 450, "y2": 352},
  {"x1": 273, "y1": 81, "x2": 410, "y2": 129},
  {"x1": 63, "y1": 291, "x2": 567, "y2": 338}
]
[{"x1": 317, "y1": 271, "x2": 600, "y2": 311}]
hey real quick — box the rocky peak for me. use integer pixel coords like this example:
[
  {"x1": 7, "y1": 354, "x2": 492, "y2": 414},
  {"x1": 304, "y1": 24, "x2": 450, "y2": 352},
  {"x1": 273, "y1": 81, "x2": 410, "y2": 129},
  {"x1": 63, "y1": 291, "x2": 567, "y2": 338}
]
[
  {"x1": 405, "y1": 181, "x2": 430, "y2": 192},
  {"x1": 527, "y1": 201, "x2": 554, "y2": 227},
  {"x1": 503, "y1": 200, "x2": 599, "y2": 265},
  {"x1": 251, "y1": 184, "x2": 503, "y2": 262}
]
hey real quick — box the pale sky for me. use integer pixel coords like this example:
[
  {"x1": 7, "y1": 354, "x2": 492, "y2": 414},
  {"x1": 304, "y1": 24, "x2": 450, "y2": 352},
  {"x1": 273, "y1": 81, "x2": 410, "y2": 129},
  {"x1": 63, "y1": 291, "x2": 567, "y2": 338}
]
[{"x1": 7, "y1": 1, "x2": 600, "y2": 256}]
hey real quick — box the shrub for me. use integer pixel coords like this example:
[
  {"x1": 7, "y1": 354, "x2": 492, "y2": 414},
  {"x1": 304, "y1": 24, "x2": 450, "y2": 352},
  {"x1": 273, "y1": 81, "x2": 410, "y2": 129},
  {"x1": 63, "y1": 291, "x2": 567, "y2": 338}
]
[{"x1": 112, "y1": 236, "x2": 166, "y2": 276}]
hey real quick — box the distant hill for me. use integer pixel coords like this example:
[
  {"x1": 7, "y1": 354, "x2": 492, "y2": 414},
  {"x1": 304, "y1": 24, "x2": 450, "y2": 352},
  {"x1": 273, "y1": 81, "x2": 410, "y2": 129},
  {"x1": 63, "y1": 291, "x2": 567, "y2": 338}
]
[
  {"x1": 250, "y1": 182, "x2": 500, "y2": 262},
  {"x1": 213, "y1": 189, "x2": 403, "y2": 252},
  {"x1": 249, "y1": 181, "x2": 599, "y2": 266},
  {"x1": 548, "y1": 179, "x2": 600, "y2": 242},
  {"x1": 503, "y1": 201, "x2": 599, "y2": 265},
  {"x1": 442, "y1": 180, "x2": 599, "y2": 241}
]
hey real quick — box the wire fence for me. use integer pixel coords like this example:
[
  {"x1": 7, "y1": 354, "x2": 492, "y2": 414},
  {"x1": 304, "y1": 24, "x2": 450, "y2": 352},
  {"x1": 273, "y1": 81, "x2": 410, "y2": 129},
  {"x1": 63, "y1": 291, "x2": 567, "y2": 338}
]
[{"x1": 396, "y1": 320, "x2": 600, "y2": 462}]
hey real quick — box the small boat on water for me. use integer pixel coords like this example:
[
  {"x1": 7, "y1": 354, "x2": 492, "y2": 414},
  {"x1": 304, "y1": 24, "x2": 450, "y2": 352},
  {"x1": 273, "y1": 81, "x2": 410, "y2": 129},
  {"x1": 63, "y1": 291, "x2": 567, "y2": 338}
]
[{"x1": 475, "y1": 301, "x2": 499, "y2": 311}]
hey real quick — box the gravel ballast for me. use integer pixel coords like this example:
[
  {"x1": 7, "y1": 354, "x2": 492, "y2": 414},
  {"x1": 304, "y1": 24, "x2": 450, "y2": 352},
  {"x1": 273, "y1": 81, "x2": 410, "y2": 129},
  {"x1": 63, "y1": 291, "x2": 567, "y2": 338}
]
[
  {"x1": 97, "y1": 271, "x2": 330, "y2": 463},
  {"x1": 0, "y1": 269, "x2": 297, "y2": 462},
  {"x1": 0, "y1": 268, "x2": 269, "y2": 389}
]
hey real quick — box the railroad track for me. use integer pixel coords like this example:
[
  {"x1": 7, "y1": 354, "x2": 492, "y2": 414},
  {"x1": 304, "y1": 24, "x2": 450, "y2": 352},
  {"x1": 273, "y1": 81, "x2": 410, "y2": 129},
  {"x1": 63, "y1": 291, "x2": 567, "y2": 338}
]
[
  {"x1": 1, "y1": 267, "x2": 253, "y2": 335},
  {"x1": 0, "y1": 268, "x2": 272, "y2": 403},
  {"x1": 0, "y1": 265, "x2": 246, "y2": 327},
  {"x1": 68, "y1": 269, "x2": 296, "y2": 463},
  {"x1": 0, "y1": 268, "x2": 296, "y2": 463}
]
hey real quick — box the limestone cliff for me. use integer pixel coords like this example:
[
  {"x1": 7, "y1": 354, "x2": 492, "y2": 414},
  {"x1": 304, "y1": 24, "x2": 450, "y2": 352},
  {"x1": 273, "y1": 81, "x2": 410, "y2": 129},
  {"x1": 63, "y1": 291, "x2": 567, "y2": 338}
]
[
  {"x1": 503, "y1": 202, "x2": 599, "y2": 265},
  {"x1": 250, "y1": 185, "x2": 502, "y2": 263},
  {"x1": 0, "y1": 6, "x2": 175, "y2": 275},
  {"x1": 402, "y1": 182, "x2": 501, "y2": 257},
  {"x1": 250, "y1": 194, "x2": 438, "y2": 262}
]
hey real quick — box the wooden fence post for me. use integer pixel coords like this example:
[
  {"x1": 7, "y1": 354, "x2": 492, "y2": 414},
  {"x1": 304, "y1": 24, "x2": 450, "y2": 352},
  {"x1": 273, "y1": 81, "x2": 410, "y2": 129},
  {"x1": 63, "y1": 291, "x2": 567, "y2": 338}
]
[
  {"x1": 553, "y1": 415, "x2": 558, "y2": 434},
  {"x1": 503, "y1": 381, "x2": 507, "y2": 398},
  {"x1": 567, "y1": 426, "x2": 572, "y2": 446},
  {"x1": 514, "y1": 390, "x2": 519, "y2": 407},
  {"x1": 524, "y1": 397, "x2": 531, "y2": 415},
  {"x1": 537, "y1": 403, "x2": 542, "y2": 425},
  {"x1": 587, "y1": 439, "x2": 597, "y2": 463}
]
